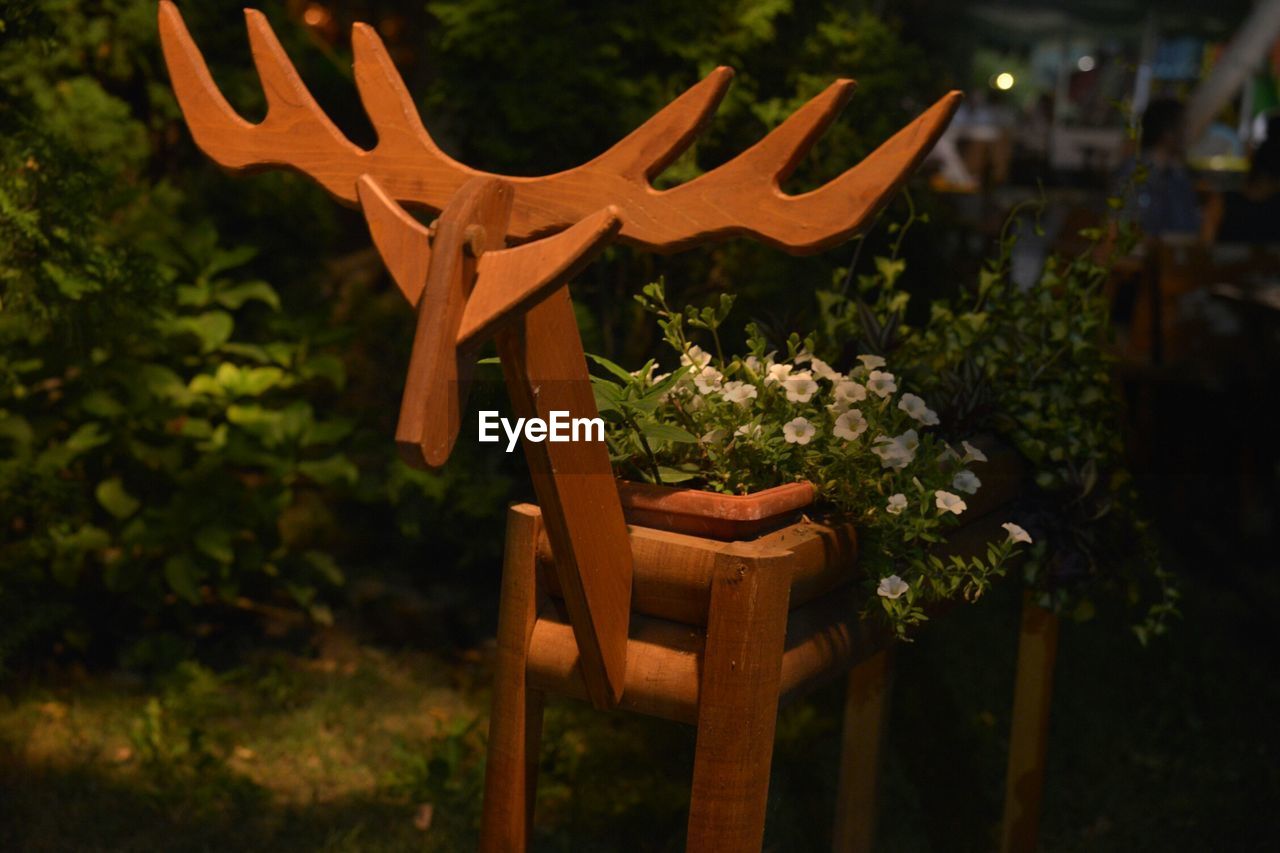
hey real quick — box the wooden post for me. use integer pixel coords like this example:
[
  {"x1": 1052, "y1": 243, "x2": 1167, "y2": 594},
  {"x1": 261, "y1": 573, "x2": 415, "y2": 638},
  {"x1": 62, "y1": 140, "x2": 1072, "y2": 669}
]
[
  {"x1": 480, "y1": 505, "x2": 546, "y2": 853},
  {"x1": 832, "y1": 647, "x2": 894, "y2": 853},
  {"x1": 686, "y1": 548, "x2": 792, "y2": 853},
  {"x1": 999, "y1": 592, "x2": 1061, "y2": 853}
]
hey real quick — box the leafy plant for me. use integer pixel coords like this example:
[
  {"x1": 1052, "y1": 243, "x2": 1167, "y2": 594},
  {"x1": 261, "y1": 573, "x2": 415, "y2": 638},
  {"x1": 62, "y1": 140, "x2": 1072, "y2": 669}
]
[
  {"x1": 592, "y1": 280, "x2": 1030, "y2": 637},
  {"x1": 815, "y1": 197, "x2": 1178, "y2": 642}
]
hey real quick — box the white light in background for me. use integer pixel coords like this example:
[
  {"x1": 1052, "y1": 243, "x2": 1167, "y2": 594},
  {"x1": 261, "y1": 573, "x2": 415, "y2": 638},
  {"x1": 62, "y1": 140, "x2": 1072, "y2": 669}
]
[
  {"x1": 1077, "y1": 55, "x2": 1096, "y2": 72},
  {"x1": 994, "y1": 72, "x2": 1015, "y2": 91}
]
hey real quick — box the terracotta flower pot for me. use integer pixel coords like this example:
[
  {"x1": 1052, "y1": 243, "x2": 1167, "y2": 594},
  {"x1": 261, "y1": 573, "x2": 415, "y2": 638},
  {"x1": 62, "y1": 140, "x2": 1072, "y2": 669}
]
[{"x1": 616, "y1": 479, "x2": 817, "y2": 540}]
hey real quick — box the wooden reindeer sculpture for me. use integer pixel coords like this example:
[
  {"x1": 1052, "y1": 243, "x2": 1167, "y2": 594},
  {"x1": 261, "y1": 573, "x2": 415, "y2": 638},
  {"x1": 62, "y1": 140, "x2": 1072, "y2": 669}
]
[{"x1": 159, "y1": 4, "x2": 1029, "y2": 851}]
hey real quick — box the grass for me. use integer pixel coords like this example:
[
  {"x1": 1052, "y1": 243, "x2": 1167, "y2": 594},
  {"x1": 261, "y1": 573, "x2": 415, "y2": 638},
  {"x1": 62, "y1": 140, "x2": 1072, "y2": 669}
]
[{"x1": 2, "y1": 549, "x2": 1277, "y2": 850}]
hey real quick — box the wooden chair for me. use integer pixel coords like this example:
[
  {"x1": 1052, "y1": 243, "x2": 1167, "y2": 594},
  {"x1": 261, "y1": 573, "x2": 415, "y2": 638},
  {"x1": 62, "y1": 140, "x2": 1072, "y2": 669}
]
[{"x1": 157, "y1": 5, "x2": 1059, "y2": 849}]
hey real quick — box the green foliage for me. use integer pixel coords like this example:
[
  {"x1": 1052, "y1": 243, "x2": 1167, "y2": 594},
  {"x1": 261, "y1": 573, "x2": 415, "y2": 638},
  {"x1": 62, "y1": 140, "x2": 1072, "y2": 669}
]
[
  {"x1": 0, "y1": 0, "x2": 511, "y2": 672},
  {"x1": 815, "y1": 199, "x2": 1178, "y2": 641}
]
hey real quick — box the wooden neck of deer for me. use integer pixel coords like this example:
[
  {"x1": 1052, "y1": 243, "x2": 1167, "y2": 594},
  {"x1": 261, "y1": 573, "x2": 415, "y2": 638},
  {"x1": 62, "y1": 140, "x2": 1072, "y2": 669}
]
[{"x1": 359, "y1": 175, "x2": 632, "y2": 709}]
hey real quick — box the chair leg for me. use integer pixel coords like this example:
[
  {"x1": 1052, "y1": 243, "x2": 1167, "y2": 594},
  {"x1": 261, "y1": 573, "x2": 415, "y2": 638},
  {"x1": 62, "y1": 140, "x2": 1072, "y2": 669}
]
[
  {"x1": 686, "y1": 549, "x2": 792, "y2": 853},
  {"x1": 832, "y1": 647, "x2": 894, "y2": 853},
  {"x1": 999, "y1": 592, "x2": 1061, "y2": 853},
  {"x1": 480, "y1": 505, "x2": 545, "y2": 853}
]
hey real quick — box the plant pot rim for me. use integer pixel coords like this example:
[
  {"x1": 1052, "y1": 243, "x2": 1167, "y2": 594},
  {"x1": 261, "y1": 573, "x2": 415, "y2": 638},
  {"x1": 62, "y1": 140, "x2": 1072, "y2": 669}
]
[{"x1": 616, "y1": 479, "x2": 817, "y2": 541}]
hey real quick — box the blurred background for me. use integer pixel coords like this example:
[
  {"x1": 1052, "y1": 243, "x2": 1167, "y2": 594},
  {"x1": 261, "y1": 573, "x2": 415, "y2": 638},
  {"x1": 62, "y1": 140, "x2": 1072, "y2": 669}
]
[{"x1": 1, "y1": 0, "x2": 1278, "y2": 850}]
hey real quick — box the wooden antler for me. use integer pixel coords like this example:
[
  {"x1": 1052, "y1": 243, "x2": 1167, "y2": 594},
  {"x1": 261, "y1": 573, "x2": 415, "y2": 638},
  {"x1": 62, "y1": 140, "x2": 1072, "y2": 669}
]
[{"x1": 158, "y1": 0, "x2": 958, "y2": 254}]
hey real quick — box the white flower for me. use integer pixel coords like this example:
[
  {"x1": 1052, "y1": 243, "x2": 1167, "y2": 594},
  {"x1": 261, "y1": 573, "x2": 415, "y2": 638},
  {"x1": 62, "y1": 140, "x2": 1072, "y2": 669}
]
[
  {"x1": 858, "y1": 354, "x2": 886, "y2": 370},
  {"x1": 735, "y1": 423, "x2": 762, "y2": 439},
  {"x1": 721, "y1": 380, "x2": 758, "y2": 407},
  {"x1": 886, "y1": 493, "x2": 908, "y2": 515},
  {"x1": 877, "y1": 575, "x2": 909, "y2": 600},
  {"x1": 866, "y1": 370, "x2": 897, "y2": 398},
  {"x1": 833, "y1": 408, "x2": 868, "y2": 441},
  {"x1": 766, "y1": 363, "x2": 793, "y2": 385},
  {"x1": 693, "y1": 366, "x2": 723, "y2": 394},
  {"x1": 833, "y1": 380, "x2": 867, "y2": 406},
  {"x1": 961, "y1": 440, "x2": 988, "y2": 463},
  {"x1": 793, "y1": 350, "x2": 812, "y2": 364},
  {"x1": 680, "y1": 344, "x2": 712, "y2": 369},
  {"x1": 935, "y1": 490, "x2": 967, "y2": 515},
  {"x1": 898, "y1": 392, "x2": 939, "y2": 426},
  {"x1": 1002, "y1": 522, "x2": 1033, "y2": 544},
  {"x1": 809, "y1": 357, "x2": 841, "y2": 382},
  {"x1": 951, "y1": 470, "x2": 981, "y2": 495},
  {"x1": 701, "y1": 427, "x2": 728, "y2": 444},
  {"x1": 783, "y1": 417, "x2": 816, "y2": 445},
  {"x1": 871, "y1": 429, "x2": 919, "y2": 470},
  {"x1": 783, "y1": 372, "x2": 819, "y2": 403},
  {"x1": 744, "y1": 355, "x2": 764, "y2": 374}
]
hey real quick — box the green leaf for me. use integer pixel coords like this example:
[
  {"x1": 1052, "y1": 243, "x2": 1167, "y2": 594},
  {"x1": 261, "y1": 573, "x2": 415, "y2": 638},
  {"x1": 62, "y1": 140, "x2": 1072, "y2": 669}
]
[
  {"x1": 298, "y1": 455, "x2": 358, "y2": 486},
  {"x1": 302, "y1": 418, "x2": 354, "y2": 446},
  {"x1": 301, "y1": 354, "x2": 345, "y2": 388},
  {"x1": 81, "y1": 390, "x2": 125, "y2": 417},
  {"x1": 214, "y1": 280, "x2": 280, "y2": 311},
  {"x1": 164, "y1": 311, "x2": 234, "y2": 353},
  {"x1": 640, "y1": 422, "x2": 697, "y2": 444},
  {"x1": 42, "y1": 260, "x2": 99, "y2": 299},
  {"x1": 195, "y1": 526, "x2": 235, "y2": 564},
  {"x1": 203, "y1": 244, "x2": 258, "y2": 279},
  {"x1": 657, "y1": 466, "x2": 697, "y2": 484},
  {"x1": 138, "y1": 364, "x2": 186, "y2": 400},
  {"x1": 164, "y1": 555, "x2": 203, "y2": 604},
  {"x1": 304, "y1": 550, "x2": 345, "y2": 586},
  {"x1": 874, "y1": 256, "x2": 906, "y2": 286},
  {"x1": 96, "y1": 477, "x2": 140, "y2": 519},
  {"x1": 585, "y1": 352, "x2": 638, "y2": 383},
  {"x1": 64, "y1": 422, "x2": 110, "y2": 454},
  {"x1": 591, "y1": 377, "x2": 624, "y2": 413}
]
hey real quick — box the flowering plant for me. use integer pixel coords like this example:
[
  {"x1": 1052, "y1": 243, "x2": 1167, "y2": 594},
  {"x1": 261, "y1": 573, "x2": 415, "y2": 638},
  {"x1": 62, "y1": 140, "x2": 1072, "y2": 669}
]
[
  {"x1": 814, "y1": 198, "x2": 1177, "y2": 642},
  {"x1": 590, "y1": 281, "x2": 1032, "y2": 638}
]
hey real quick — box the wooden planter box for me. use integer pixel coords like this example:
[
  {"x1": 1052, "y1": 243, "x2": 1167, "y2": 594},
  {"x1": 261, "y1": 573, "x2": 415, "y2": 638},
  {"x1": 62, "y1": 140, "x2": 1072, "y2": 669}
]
[{"x1": 616, "y1": 479, "x2": 817, "y2": 540}]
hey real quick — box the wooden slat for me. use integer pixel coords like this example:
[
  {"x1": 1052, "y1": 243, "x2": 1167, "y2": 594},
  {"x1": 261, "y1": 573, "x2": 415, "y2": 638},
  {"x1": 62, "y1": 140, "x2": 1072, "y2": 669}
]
[
  {"x1": 480, "y1": 505, "x2": 545, "y2": 853},
  {"x1": 525, "y1": 579, "x2": 880, "y2": 726},
  {"x1": 537, "y1": 518, "x2": 858, "y2": 625},
  {"x1": 497, "y1": 301, "x2": 633, "y2": 709},
  {"x1": 457, "y1": 206, "x2": 621, "y2": 348},
  {"x1": 686, "y1": 547, "x2": 793, "y2": 851},
  {"x1": 526, "y1": 604, "x2": 704, "y2": 724}
]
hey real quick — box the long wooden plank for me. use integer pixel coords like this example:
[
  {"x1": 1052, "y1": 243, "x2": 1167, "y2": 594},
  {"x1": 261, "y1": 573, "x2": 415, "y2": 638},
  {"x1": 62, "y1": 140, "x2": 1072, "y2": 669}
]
[
  {"x1": 687, "y1": 547, "x2": 792, "y2": 851},
  {"x1": 496, "y1": 290, "x2": 633, "y2": 708},
  {"x1": 480, "y1": 505, "x2": 545, "y2": 853}
]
